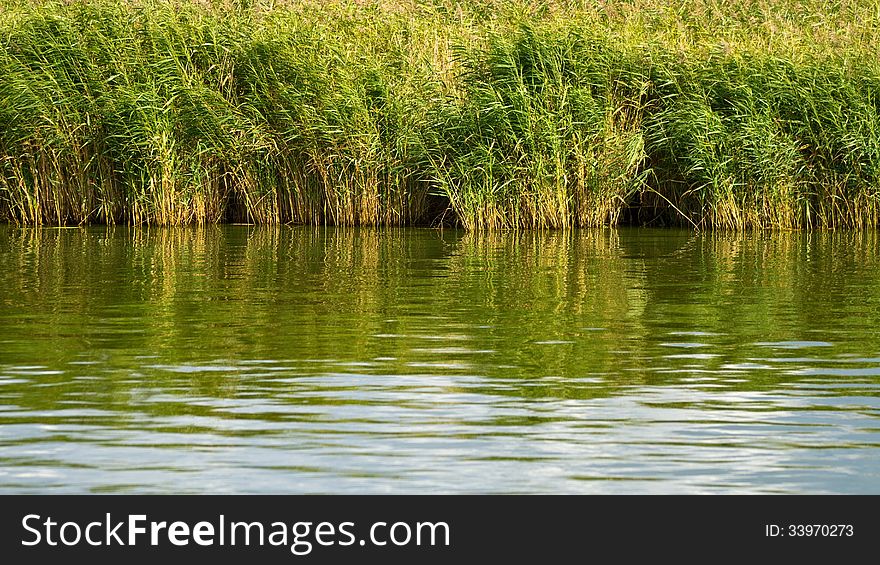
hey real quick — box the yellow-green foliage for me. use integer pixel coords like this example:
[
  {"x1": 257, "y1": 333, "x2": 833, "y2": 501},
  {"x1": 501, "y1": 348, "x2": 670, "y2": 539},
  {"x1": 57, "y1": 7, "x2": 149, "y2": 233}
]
[{"x1": 1, "y1": 0, "x2": 880, "y2": 228}]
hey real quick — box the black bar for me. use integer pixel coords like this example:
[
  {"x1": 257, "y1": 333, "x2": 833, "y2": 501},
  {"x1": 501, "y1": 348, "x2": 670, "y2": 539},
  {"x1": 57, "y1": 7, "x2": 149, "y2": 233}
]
[{"x1": 1, "y1": 496, "x2": 874, "y2": 563}]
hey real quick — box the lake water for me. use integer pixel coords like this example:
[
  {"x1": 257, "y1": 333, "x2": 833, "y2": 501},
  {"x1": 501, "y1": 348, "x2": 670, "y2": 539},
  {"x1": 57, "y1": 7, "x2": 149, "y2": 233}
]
[{"x1": 1, "y1": 226, "x2": 878, "y2": 493}]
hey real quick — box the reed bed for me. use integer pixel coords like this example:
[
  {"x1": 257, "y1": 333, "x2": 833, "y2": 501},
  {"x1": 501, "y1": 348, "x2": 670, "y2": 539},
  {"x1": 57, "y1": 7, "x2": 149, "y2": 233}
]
[{"x1": 1, "y1": 0, "x2": 879, "y2": 228}]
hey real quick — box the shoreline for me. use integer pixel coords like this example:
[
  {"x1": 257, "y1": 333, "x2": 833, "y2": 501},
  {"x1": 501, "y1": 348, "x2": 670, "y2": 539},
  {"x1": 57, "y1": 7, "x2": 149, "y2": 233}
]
[{"x1": 2, "y1": 0, "x2": 879, "y2": 229}]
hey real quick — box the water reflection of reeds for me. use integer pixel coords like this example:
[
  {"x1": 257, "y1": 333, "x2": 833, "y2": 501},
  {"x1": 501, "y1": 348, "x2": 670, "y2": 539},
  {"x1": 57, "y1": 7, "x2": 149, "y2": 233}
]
[
  {"x1": 5, "y1": 225, "x2": 880, "y2": 493},
  {"x1": 4, "y1": 226, "x2": 880, "y2": 401}
]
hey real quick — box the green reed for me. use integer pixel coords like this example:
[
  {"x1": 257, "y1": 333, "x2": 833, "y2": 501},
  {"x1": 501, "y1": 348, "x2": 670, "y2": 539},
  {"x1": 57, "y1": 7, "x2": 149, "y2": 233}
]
[{"x1": 1, "y1": 0, "x2": 879, "y2": 228}]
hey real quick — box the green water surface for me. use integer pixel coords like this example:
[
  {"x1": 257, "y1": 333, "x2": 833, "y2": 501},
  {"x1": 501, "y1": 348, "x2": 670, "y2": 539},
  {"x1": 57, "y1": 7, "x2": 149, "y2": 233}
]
[{"x1": 1, "y1": 226, "x2": 878, "y2": 493}]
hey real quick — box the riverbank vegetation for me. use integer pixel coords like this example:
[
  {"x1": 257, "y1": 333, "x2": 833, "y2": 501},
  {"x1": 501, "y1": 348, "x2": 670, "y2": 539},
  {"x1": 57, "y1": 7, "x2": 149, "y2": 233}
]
[{"x1": 1, "y1": 0, "x2": 879, "y2": 228}]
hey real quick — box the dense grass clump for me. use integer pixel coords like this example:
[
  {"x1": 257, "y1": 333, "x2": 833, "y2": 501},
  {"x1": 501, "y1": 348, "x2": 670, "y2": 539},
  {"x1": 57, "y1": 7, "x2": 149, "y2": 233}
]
[
  {"x1": 1, "y1": 0, "x2": 880, "y2": 229},
  {"x1": 426, "y1": 28, "x2": 652, "y2": 229},
  {"x1": 646, "y1": 53, "x2": 880, "y2": 228},
  {"x1": 0, "y1": 1, "x2": 440, "y2": 225}
]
